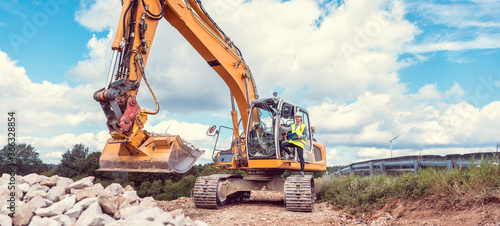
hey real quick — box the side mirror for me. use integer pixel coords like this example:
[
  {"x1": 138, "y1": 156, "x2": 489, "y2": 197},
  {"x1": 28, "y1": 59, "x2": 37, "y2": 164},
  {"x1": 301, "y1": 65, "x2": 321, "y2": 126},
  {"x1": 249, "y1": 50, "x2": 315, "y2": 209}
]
[{"x1": 206, "y1": 125, "x2": 218, "y2": 136}]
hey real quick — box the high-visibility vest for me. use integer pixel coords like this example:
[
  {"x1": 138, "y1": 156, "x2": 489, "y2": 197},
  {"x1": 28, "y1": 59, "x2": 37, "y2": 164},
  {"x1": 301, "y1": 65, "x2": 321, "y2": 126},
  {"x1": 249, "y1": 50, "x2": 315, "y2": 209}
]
[{"x1": 290, "y1": 123, "x2": 306, "y2": 148}]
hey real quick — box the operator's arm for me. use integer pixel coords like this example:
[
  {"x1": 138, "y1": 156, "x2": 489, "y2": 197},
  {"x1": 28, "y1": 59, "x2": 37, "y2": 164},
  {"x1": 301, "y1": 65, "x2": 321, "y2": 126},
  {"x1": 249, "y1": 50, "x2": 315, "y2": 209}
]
[{"x1": 278, "y1": 124, "x2": 291, "y2": 132}]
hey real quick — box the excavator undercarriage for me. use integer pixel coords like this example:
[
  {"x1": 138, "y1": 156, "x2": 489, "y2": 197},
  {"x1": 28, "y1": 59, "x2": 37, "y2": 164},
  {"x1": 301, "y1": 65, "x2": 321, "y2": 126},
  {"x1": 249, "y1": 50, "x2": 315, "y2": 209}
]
[{"x1": 193, "y1": 173, "x2": 315, "y2": 212}]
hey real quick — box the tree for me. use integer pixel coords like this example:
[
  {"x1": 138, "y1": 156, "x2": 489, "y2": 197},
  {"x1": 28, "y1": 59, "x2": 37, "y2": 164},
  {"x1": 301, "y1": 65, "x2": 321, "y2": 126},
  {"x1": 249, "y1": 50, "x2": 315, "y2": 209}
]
[
  {"x1": 56, "y1": 144, "x2": 115, "y2": 180},
  {"x1": 0, "y1": 143, "x2": 48, "y2": 175},
  {"x1": 81, "y1": 152, "x2": 115, "y2": 180},
  {"x1": 56, "y1": 144, "x2": 89, "y2": 178}
]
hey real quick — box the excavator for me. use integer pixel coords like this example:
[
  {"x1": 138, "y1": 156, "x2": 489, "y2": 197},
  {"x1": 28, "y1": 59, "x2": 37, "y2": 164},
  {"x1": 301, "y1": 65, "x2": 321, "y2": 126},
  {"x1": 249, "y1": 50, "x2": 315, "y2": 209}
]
[{"x1": 94, "y1": 0, "x2": 327, "y2": 212}]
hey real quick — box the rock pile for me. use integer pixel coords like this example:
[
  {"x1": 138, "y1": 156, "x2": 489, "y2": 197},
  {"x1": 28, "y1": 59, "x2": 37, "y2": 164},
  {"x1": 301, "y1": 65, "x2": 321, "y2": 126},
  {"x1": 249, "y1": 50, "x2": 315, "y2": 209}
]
[{"x1": 0, "y1": 173, "x2": 207, "y2": 226}]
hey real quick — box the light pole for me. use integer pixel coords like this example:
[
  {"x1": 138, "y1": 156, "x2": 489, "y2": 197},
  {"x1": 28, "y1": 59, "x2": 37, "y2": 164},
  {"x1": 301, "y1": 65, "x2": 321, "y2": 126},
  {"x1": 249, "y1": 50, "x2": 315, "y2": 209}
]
[{"x1": 389, "y1": 132, "x2": 405, "y2": 158}]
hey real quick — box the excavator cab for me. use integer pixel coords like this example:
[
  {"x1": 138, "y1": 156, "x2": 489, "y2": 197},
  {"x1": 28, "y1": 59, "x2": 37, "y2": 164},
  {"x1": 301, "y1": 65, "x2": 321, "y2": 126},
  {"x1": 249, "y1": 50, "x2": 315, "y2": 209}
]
[
  {"x1": 246, "y1": 97, "x2": 315, "y2": 162},
  {"x1": 210, "y1": 96, "x2": 323, "y2": 169}
]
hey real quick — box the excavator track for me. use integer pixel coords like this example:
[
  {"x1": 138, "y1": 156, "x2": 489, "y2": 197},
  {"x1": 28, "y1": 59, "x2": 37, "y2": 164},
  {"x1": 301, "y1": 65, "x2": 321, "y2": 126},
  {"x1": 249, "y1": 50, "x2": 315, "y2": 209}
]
[
  {"x1": 193, "y1": 174, "x2": 249, "y2": 209},
  {"x1": 284, "y1": 175, "x2": 315, "y2": 212}
]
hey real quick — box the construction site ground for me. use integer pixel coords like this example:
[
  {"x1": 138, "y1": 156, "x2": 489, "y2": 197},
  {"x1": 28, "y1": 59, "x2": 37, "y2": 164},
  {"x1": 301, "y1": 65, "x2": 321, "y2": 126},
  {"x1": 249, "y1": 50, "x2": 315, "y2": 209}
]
[{"x1": 156, "y1": 191, "x2": 500, "y2": 225}]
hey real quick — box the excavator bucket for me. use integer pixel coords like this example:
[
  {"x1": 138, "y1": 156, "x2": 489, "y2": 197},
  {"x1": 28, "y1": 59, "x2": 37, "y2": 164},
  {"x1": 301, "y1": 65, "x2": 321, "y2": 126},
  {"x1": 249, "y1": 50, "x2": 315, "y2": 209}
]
[{"x1": 99, "y1": 132, "x2": 204, "y2": 173}]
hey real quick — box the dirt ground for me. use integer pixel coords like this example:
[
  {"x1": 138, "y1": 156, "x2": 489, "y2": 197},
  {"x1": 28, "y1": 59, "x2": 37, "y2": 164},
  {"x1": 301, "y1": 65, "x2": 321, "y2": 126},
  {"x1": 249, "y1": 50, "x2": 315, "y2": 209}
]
[{"x1": 156, "y1": 191, "x2": 500, "y2": 225}]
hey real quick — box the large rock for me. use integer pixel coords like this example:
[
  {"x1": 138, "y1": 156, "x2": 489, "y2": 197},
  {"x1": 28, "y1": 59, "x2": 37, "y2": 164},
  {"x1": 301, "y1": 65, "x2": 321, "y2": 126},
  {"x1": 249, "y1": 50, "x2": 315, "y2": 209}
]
[
  {"x1": 123, "y1": 190, "x2": 138, "y2": 199},
  {"x1": 118, "y1": 205, "x2": 145, "y2": 221},
  {"x1": 23, "y1": 173, "x2": 45, "y2": 185},
  {"x1": 26, "y1": 184, "x2": 43, "y2": 195},
  {"x1": 153, "y1": 211, "x2": 175, "y2": 225},
  {"x1": 114, "y1": 201, "x2": 130, "y2": 219},
  {"x1": 124, "y1": 185, "x2": 134, "y2": 191},
  {"x1": 191, "y1": 220, "x2": 209, "y2": 226},
  {"x1": 98, "y1": 195, "x2": 117, "y2": 216},
  {"x1": 17, "y1": 176, "x2": 27, "y2": 185},
  {"x1": 40, "y1": 176, "x2": 59, "y2": 188},
  {"x1": 0, "y1": 188, "x2": 10, "y2": 201},
  {"x1": 122, "y1": 191, "x2": 139, "y2": 206},
  {"x1": 14, "y1": 187, "x2": 24, "y2": 200},
  {"x1": 75, "y1": 202, "x2": 114, "y2": 226},
  {"x1": 56, "y1": 178, "x2": 74, "y2": 191},
  {"x1": 74, "y1": 197, "x2": 98, "y2": 210},
  {"x1": 65, "y1": 197, "x2": 97, "y2": 219},
  {"x1": 0, "y1": 205, "x2": 9, "y2": 216},
  {"x1": 104, "y1": 220, "x2": 130, "y2": 226},
  {"x1": 27, "y1": 216, "x2": 61, "y2": 226},
  {"x1": 75, "y1": 184, "x2": 106, "y2": 201},
  {"x1": 139, "y1": 197, "x2": 156, "y2": 209},
  {"x1": 61, "y1": 196, "x2": 76, "y2": 212},
  {"x1": 105, "y1": 183, "x2": 124, "y2": 196},
  {"x1": 35, "y1": 196, "x2": 74, "y2": 217},
  {"x1": 113, "y1": 195, "x2": 126, "y2": 207},
  {"x1": 49, "y1": 215, "x2": 75, "y2": 226},
  {"x1": 28, "y1": 196, "x2": 48, "y2": 213},
  {"x1": 64, "y1": 206, "x2": 83, "y2": 219},
  {"x1": 24, "y1": 190, "x2": 48, "y2": 201},
  {"x1": 19, "y1": 183, "x2": 30, "y2": 194},
  {"x1": 58, "y1": 194, "x2": 67, "y2": 201},
  {"x1": 0, "y1": 179, "x2": 7, "y2": 188},
  {"x1": 0, "y1": 214, "x2": 12, "y2": 226},
  {"x1": 129, "y1": 207, "x2": 164, "y2": 224},
  {"x1": 68, "y1": 178, "x2": 93, "y2": 190},
  {"x1": 174, "y1": 214, "x2": 186, "y2": 226},
  {"x1": 13, "y1": 203, "x2": 33, "y2": 226},
  {"x1": 47, "y1": 186, "x2": 66, "y2": 202}
]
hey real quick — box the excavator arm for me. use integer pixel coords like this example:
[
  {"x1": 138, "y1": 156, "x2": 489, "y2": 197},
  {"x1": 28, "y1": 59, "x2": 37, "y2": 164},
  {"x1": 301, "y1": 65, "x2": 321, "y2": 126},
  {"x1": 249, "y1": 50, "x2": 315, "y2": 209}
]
[{"x1": 94, "y1": 0, "x2": 258, "y2": 173}]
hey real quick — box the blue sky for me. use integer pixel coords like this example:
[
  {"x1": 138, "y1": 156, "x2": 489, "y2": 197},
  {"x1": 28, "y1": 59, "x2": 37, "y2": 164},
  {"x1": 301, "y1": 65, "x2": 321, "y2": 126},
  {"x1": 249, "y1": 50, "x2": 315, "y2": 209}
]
[{"x1": 1, "y1": 0, "x2": 499, "y2": 166}]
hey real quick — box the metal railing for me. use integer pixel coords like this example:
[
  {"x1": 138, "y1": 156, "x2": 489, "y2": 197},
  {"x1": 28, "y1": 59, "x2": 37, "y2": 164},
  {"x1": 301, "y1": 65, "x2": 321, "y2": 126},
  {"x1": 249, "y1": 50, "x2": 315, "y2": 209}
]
[{"x1": 333, "y1": 152, "x2": 499, "y2": 176}]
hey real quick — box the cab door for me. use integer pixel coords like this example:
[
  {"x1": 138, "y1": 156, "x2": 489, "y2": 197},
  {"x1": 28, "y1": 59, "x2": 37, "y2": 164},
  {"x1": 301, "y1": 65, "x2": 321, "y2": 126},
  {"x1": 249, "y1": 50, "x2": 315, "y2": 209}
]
[{"x1": 296, "y1": 108, "x2": 314, "y2": 163}]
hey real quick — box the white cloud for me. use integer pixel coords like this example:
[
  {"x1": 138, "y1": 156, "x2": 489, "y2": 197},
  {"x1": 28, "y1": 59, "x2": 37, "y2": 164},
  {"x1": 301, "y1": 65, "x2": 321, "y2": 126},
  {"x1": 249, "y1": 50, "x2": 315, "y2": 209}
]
[
  {"x1": 408, "y1": 35, "x2": 500, "y2": 53},
  {"x1": 325, "y1": 148, "x2": 340, "y2": 166},
  {"x1": 406, "y1": 0, "x2": 500, "y2": 54},
  {"x1": 0, "y1": 50, "x2": 105, "y2": 135},
  {"x1": 310, "y1": 85, "x2": 500, "y2": 163},
  {"x1": 74, "y1": 0, "x2": 121, "y2": 32},
  {"x1": 414, "y1": 0, "x2": 500, "y2": 29},
  {"x1": 43, "y1": 152, "x2": 64, "y2": 159},
  {"x1": 66, "y1": 31, "x2": 114, "y2": 85},
  {"x1": 200, "y1": 0, "x2": 418, "y2": 102}
]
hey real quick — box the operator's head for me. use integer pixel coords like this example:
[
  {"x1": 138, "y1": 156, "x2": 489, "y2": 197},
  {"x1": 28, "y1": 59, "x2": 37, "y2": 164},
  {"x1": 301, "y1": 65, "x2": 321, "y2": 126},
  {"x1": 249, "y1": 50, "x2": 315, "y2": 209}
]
[{"x1": 294, "y1": 112, "x2": 303, "y2": 124}]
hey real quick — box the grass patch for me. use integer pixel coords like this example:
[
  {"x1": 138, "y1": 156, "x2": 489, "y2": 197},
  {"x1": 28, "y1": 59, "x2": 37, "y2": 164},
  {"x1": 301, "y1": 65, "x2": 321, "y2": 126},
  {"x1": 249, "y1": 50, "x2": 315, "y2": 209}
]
[{"x1": 316, "y1": 157, "x2": 500, "y2": 217}]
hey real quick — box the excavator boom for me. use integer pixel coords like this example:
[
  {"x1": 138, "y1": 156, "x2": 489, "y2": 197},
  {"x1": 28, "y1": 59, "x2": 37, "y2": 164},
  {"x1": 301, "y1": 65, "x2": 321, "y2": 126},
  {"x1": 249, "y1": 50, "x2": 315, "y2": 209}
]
[{"x1": 95, "y1": 0, "x2": 258, "y2": 173}]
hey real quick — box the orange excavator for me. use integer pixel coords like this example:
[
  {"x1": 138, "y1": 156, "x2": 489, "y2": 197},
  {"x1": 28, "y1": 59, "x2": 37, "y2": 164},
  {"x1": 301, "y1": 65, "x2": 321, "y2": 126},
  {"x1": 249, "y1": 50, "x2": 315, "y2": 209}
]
[{"x1": 94, "y1": 0, "x2": 326, "y2": 211}]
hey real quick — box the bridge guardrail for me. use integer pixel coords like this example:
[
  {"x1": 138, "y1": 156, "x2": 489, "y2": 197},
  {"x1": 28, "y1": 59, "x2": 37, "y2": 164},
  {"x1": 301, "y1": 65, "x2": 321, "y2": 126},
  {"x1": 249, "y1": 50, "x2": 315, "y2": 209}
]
[{"x1": 333, "y1": 152, "x2": 499, "y2": 176}]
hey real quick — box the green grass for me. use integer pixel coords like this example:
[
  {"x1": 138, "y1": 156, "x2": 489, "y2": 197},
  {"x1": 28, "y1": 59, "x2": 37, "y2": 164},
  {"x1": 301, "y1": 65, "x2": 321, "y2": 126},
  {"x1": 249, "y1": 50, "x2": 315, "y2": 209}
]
[{"x1": 315, "y1": 157, "x2": 500, "y2": 216}]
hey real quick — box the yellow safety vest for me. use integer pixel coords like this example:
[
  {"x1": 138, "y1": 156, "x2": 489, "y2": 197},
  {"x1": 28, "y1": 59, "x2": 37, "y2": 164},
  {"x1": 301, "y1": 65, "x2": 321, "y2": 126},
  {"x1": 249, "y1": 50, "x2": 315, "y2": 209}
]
[{"x1": 290, "y1": 123, "x2": 306, "y2": 148}]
